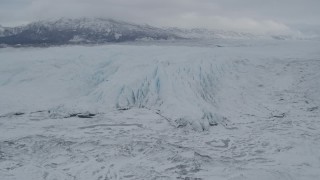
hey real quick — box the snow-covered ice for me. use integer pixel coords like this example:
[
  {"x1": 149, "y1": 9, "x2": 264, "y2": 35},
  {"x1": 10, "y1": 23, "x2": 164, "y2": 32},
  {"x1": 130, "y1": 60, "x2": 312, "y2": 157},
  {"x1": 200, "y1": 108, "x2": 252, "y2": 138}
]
[{"x1": 0, "y1": 39, "x2": 320, "y2": 179}]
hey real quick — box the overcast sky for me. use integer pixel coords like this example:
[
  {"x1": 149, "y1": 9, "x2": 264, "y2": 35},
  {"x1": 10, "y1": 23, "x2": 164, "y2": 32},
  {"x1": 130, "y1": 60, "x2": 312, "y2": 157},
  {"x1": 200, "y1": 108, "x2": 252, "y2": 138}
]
[{"x1": 1, "y1": 0, "x2": 319, "y2": 33}]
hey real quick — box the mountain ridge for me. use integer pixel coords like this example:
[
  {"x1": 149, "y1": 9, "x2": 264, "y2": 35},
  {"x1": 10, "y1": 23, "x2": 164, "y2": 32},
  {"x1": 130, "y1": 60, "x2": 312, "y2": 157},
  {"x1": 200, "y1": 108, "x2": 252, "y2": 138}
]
[
  {"x1": 0, "y1": 17, "x2": 310, "y2": 47},
  {"x1": 0, "y1": 18, "x2": 180, "y2": 46}
]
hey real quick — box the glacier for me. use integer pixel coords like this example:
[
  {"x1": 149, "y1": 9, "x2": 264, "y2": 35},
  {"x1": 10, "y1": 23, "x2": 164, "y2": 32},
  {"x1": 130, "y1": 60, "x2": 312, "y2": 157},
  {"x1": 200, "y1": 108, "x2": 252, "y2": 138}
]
[{"x1": 0, "y1": 39, "x2": 320, "y2": 179}]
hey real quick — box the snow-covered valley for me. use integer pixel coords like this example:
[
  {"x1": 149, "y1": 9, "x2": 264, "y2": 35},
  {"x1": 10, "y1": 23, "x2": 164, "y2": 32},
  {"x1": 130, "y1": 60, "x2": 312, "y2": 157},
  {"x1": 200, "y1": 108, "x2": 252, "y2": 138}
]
[{"x1": 0, "y1": 40, "x2": 320, "y2": 179}]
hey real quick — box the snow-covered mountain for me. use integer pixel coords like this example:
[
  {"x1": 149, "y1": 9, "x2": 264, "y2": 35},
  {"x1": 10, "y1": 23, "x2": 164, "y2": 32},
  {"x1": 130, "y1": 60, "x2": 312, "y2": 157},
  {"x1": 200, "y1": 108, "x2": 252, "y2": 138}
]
[
  {"x1": 0, "y1": 25, "x2": 6, "y2": 37},
  {"x1": 0, "y1": 18, "x2": 180, "y2": 46},
  {"x1": 166, "y1": 27, "x2": 305, "y2": 40},
  {"x1": 167, "y1": 27, "x2": 260, "y2": 39},
  {"x1": 0, "y1": 18, "x2": 311, "y2": 47}
]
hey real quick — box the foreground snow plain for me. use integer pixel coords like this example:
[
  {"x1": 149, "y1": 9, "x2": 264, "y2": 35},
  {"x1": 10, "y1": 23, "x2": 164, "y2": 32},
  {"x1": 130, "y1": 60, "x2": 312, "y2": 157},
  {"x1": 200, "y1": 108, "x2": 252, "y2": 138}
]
[{"x1": 0, "y1": 39, "x2": 320, "y2": 179}]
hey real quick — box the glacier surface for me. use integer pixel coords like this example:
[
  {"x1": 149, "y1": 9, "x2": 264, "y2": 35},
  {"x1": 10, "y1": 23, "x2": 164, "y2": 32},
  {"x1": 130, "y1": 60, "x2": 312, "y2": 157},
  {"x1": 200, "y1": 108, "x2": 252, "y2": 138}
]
[{"x1": 0, "y1": 39, "x2": 320, "y2": 179}]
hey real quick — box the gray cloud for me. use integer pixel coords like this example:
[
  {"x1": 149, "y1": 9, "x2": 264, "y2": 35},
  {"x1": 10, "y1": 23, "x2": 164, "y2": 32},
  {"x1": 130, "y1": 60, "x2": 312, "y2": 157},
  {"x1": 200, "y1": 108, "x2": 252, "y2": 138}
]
[{"x1": 1, "y1": 0, "x2": 319, "y2": 33}]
